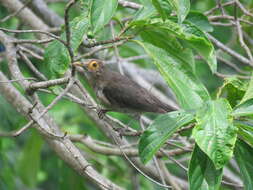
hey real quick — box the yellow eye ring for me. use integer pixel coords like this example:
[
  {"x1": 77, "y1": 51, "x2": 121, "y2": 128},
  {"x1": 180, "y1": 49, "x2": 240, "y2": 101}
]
[{"x1": 88, "y1": 60, "x2": 99, "y2": 71}]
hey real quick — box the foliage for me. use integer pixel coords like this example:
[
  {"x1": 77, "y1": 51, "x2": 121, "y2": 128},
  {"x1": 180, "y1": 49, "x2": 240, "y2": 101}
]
[{"x1": 1, "y1": 0, "x2": 253, "y2": 189}]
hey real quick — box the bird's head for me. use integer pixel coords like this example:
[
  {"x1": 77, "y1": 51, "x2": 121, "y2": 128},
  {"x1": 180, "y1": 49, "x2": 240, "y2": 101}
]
[{"x1": 73, "y1": 59, "x2": 104, "y2": 74}]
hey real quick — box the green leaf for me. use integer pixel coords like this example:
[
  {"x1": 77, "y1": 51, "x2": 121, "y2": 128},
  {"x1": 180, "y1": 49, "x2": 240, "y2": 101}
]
[
  {"x1": 139, "y1": 111, "x2": 194, "y2": 163},
  {"x1": 240, "y1": 72, "x2": 253, "y2": 104},
  {"x1": 166, "y1": 0, "x2": 190, "y2": 23},
  {"x1": 223, "y1": 77, "x2": 248, "y2": 107},
  {"x1": 44, "y1": 16, "x2": 89, "y2": 77},
  {"x1": 238, "y1": 127, "x2": 253, "y2": 147},
  {"x1": 135, "y1": 40, "x2": 210, "y2": 109},
  {"x1": 140, "y1": 29, "x2": 196, "y2": 74},
  {"x1": 186, "y1": 11, "x2": 213, "y2": 32},
  {"x1": 180, "y1": 21, "x2": 216, "y2": 72},
  {"x1": 192, "y1": 99, "x2": 237, "y2": 169},
  {"x1": 44, "y1": 40, "x2": 69, "y2": 77},
  {"x1": 225, "y1": 76, "x2": 249, "y2": 92},
  {"x1": 232, "y1": 99, "x2": 253, "y2": 117},
  {"x1": 133, "y1": 0, "x2": 156, "y2": 21},
  {"x1": 152, "y1": 0, "x2": 168, "y2": 21},
  {"x1": 235, "y1": 120, "x2": 253, "y2": 133},
  {"x1": 234, "y1": 120, "x2": 253, "y2": 147},
  {"x1": 234, "y1": 139, "x2": 253, "y2": 190},
  {"x1": 130, "y1": 18, "x2": 217, "y2": 72},
  {"x1": 70, "y1": 16, "x2": 90, "y2": 51},
  {"x1": 90, "y1": 0, "x2": 118, "y2": 33},
  {"x1": 231, "y1": 74, "x2": 253, "y2": 116},
  {"x1": 188, "y1": 145, "x2": 223, "y2": 190},
  {"x1": 17, "y1": 131, "x2": 43, "y2": 187}
]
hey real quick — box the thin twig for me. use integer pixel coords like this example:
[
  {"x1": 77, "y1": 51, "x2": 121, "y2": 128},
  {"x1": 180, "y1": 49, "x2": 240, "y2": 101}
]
[
  {"x1": 12, "y1": 38, "x2": 54, "y2": 44},
  {"x1": 111, "y1": 134, "x2": 173, "y2": 189},
  {"x1": 18, "y1": 50, "x2": 48, "y2": 81},
  {"x1": 235, "y1": 13, "x2": 253, "y2": 65},
  {"x1": 214, "y1": 72, "x2": 251, "y2": 79},
  {"x1": 217, "y1": 56, "x2": 250, "y2": 75},
  {"x1": 70, "y1": 135, "x2": 188, "y2": 157},
  {"x1": 28, "y1": 77, "x2": 69, "y2": 91},
  {"x1": 83, "y1": 36, "x2": 133, "y2": 48},
  {"x1": 0, "y1": 0, "x2": 32, "y2": 23},
  {"x1": 64, "y1": 0, "x2": 76, "y2": 63},
  {"x1": 0, "y1": 27, "x2": 66, "y2": 45},
  {"x1": 205, "y1": 1, "x2": 235, "y2": 15},
  {"x1": 165, "y1": 141, "x2": 192, "y2": 152},
  {"x1": 152, "y1": 157, "x2": 167, "y2": 188},
  {"x1": 21, "y1": 44, "x2": 44, "y2": 56},
  {"x1": 110, "y1": 21, "x2": 124, "y2": 74},
  {"x1": 18, "y1": 45, "x2": 44, "y2": 60},
  {"x1": 0, "y1": 123, "x2": 32, "y2": 137},
  {"x1": 21, "y1": 78, "x2": 75, "y2": 139},
  {"x1": 221, "y1": 180, "x2": 243, "y2": 188},
  {"x1": 236, "y1": 0, "x2": 253, "y2": 18},
  {"x1": 0, "y1": 78, "x2": 36, "y2": 83},
  {"x1": 37, "y1": 89, "x2": 94, "y2": 108},
  {"x1": 207, "y1": 33, "x2": 252, "y2": 66},
  {"x1": 210, "y1": 22, "x2": 234, "y2": 26},
  {"x1": 118, "y1": 0, "x2": 142, "y2": 9},
  {"x1": 217, "y1": 0, "x2": 226, "y2": 15},
  {"x1": 208, "y1": 15, "x2": 253, "y2": 26},
  {"x1": 75, "y1": 40, "x2": 127, "y2": 61},
  {"x1": 161, "y1": 149, "x2": 188, "y2": 172}
]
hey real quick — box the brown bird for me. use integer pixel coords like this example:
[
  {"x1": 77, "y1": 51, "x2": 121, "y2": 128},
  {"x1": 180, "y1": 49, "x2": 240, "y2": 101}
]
[{"x1": 74, "y1": 59, "x2": 176, "y2": 116}]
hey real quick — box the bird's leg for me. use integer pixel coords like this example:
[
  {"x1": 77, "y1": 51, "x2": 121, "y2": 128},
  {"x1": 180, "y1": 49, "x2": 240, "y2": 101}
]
[
  {"x1": 133, "y1": 114, "x2": 146, "y2": 130},
  {"x1": 139, "y1": 116, "x2": 146, "y2": 130},
  {"x1": 97, "y1": 108, "x2": 110, "y2": 119}
]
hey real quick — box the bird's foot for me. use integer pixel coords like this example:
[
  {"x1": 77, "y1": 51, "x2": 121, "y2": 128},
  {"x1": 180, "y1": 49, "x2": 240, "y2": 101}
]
[
  {"x1": 97, "y1": 109, "x2": 108, "y2": 119},
  {"x1": 114, "y1": 127, "x2": 127, "y2": 139}
]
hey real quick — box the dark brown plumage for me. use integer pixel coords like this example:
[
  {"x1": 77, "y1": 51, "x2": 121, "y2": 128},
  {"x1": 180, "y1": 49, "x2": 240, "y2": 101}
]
[{"x1": 74, "y1": 59, "x2": 175, "y2": 114}]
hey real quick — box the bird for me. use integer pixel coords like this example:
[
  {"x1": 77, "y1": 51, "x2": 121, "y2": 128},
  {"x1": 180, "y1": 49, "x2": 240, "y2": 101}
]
[{"x1": 74, "y1": 59, "x2": 176, "y2": 117}]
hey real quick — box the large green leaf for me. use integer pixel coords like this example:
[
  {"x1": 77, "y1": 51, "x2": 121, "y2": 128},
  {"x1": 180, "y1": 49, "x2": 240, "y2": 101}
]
[
  {"x1": 188, "y1": 145, "x2": 223, "y2": 190},
  {"x1": 90, "y1": 0, "x2": 118, "y2": 33},
  {"x1": 166, "y1": 0, "x2": 190, "y2": 23},
  {"x1": 186, "y1": 11, "x2": 213, "y2": 32},
  {"x1": 240, "y1": 72, "x2": 253, "y2": 104},
  {"x1": 44, "y1": 16, "x2": 89, "y2": 77},
  {"x1": 236, "y1": 120, "x2": 253, "y2": 133},
  {"x1": 17, "y1": 131, "x2": 43, "y2": 187},
  {"x1": 140, "y1": 29, "x2": 196, "y2": 74},
  {"x1": 152, "y1": 0, "x2": 168, "y2": 21},
  {"x1": 135, "y1": 40, "x2": 210, "y2": 109},
  {"x1": 139, "y1": 111, "x2": 194, "y2": 163},
  {"x1": 232, "y1": 99, "x2": 253, "y2": 117},
  {"x1": 221, "y1": 77, "x2": 248, "y2": 107},
  {"x1": 234, "y1": 140, "x2": 253, "y2": 190},
  {"x1": 192, "y1": 99, "x2": 237, "y2": 169},
  {"x1": 234, "y1": 120, "x2": 253, "y2": 147},
  {"x1": 232, "y1": 73, "x2": 253, "y2": 117},
  {"x1": 130, "y1": 18, "x2": 216, "y2": 72},
  {"x1": 238, "y1": 128, "x2": 253, "y2": 147},
  {"x1": 133, "y1": 0, "x2": 156, "y2": 21},
  {"x1": 178, "y1": 20, "x2": 216, "y2": 72},
  {"x1": 44, "y1": 40, "x2": 69, "y2": 77}
]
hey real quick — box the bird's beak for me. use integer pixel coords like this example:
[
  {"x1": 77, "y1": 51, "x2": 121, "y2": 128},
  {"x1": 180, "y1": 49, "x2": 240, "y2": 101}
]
[
  {"x1": 73, "y1": 61, "x2": 87, "y2": 73},
  {"x1": 73, "y1": 61, "x2": 83, "y2": 67}
]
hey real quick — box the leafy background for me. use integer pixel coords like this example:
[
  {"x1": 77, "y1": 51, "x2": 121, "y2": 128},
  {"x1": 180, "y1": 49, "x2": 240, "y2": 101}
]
[{"x1": 0, "y1": 0, "x2": 253, "y2": 189}]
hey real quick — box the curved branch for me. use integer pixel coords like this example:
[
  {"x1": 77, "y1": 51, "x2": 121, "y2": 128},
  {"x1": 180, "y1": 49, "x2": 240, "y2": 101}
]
[
  {"x1": 0, "y1": 0, "x2": 49, "y2": 31},
  {"x1": 0, "y1": 31, "x2": 123, "y2": 190}
]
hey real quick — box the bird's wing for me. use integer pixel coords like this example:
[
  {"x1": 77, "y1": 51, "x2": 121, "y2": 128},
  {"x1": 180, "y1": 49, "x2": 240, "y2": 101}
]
[{"x1": 102, "y1": 76, "x2": 172, "y2": 113}]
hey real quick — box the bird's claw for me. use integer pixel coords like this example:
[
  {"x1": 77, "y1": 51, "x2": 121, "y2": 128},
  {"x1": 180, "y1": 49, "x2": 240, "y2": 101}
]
[{"x1": 97, "y1": 109, "x2": 108, "y2": 119}]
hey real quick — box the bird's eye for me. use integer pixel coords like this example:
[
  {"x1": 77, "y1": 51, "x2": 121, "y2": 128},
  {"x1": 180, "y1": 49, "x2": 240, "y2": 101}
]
[{"x1": 88, "y1": 61, "x2": 100, "y2": 71}]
